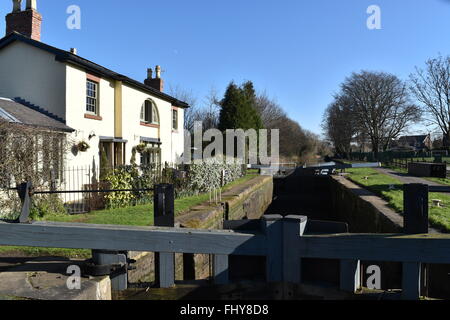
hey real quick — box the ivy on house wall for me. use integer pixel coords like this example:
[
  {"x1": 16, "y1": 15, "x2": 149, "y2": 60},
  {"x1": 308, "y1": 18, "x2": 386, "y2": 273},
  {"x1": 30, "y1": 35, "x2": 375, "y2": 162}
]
[{"x1": 0, "y1": 120, "x2": 70, "y2": 219}]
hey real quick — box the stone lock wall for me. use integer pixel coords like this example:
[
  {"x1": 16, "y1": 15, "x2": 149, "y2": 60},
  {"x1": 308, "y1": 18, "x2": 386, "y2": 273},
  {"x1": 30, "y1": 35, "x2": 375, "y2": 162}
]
[
  {"x1": 128, "y1": 175, "x2": 273, "y2": 285},
  {"x1": 329, "y1": 175, "x2": 403, "y2": 233}
]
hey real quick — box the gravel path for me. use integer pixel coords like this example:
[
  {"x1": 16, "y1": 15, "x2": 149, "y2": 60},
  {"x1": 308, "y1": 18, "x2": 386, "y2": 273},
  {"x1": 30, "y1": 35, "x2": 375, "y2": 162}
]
[{"x1": 375, "y1": 168, "x2": 446, "y2": 187}]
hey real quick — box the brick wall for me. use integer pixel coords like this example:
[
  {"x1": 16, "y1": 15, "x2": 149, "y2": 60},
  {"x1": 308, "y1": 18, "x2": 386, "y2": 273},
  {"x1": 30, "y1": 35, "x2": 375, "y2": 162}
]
[{"x1": 6, "y1": 10, "x2": 42, "y2": 41}]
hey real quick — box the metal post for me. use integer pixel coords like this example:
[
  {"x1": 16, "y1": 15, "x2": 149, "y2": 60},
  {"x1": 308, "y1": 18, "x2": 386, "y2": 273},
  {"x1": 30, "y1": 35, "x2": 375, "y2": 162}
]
[
  {"x1": 91, "y1": 250, "x2": 128, "y2": 291},
  {"x1": 154, "y1": 184, "x2": 175, "y2": 227},
  {"x1": 16, "y1": 182, "x2": 32, "y2": 224},
  {"x1": 154, "y1": 184, "x2": 175, "y2": 288}
]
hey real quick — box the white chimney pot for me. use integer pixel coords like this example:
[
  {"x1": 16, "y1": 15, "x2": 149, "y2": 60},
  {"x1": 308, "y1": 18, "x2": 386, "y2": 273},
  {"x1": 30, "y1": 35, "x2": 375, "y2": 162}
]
[{"x1": 26, "y1": 0, "x2": 36, "y2": 10}]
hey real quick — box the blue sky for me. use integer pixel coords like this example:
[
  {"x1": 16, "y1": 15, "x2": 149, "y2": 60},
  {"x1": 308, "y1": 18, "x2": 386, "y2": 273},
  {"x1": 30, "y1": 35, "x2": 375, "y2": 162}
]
[{"x1": 1, "y1": 0, "x2": 450, "y2": 135}]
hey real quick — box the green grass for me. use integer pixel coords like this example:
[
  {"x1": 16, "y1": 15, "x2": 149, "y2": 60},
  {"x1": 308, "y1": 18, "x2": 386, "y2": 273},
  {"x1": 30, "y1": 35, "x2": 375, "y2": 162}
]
[
  {"x1": 0, "y1": 247, "x2": 91, "y2": 259},
  {"x1": 0, "y1": 173, "x2": 260, "y2": 258},
  {"x1": 426, "y1": 177, "x2": 450, "y2": 186},
  {"x1": 346, "y1": 168, "x2": 450, "y2": 233}
]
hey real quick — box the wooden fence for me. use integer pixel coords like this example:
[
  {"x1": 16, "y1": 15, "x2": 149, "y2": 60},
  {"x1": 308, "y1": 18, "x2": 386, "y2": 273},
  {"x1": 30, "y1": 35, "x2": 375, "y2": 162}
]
[
  {"x1": 1, "y1": 215, "x2": 450, "y2": 300},
  {"x1": 1, "y1": 182, "x2": 450, "y2": 300}
]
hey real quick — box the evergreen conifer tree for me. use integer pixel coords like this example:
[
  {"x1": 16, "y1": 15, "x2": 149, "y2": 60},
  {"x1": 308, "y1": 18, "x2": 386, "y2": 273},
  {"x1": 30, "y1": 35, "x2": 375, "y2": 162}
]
[{"x1": 218, "y1": 81, "x2": 263, "y2": 131}]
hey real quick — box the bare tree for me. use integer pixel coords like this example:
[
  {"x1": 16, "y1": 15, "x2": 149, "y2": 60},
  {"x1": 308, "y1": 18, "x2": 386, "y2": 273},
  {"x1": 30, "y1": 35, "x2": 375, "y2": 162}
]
[
  {"x1": 322, "y1": 95, "x2": 356, "y2": 157},
  {"x1": 168, "y1": 85, "x2": 220, "y2": 132},
  {"x1": 200, "y1": 88, "x2": 221, "y2": 131},
  {"x1": 410, "y1": 55, "x2": 450, "y2": 147},
  {"x1": 255, "y1": 92, "x2": 286, "y2": 129},
  {"x1": 253, "y1": 92, "x2": 326, "y2": 163},
  {"x1": 341, "y1": 71, "x2": 421, "y2": 155}
]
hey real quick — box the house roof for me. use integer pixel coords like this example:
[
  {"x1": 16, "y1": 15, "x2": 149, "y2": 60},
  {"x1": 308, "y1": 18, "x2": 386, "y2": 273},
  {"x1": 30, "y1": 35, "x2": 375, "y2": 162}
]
[
  {"x1": 0, "y1": 32, "x2": 190, "y2": 109},
  {"x1": 0, "y1": 97, "x2": 74, "y2": 133},
  {"x1": 398, "y1": 135, "x2": 428, "y2": 144}
]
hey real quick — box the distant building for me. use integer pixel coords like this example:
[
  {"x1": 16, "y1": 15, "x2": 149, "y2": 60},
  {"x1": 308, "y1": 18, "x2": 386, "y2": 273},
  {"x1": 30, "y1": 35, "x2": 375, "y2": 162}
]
[{"x1": 391, "y1": 134, "x2": 432, "y2": 152}]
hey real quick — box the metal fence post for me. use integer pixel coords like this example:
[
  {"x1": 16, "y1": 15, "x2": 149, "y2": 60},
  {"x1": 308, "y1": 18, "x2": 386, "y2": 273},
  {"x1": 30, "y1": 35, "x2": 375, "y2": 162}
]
[{"x1": 154, "y1": 184, "x2": 175, "y2": 288}]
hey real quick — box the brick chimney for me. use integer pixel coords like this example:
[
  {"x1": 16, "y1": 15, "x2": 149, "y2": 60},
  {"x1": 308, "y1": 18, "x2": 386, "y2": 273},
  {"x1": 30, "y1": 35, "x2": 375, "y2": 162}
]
[
  {"x1": 6, "y1": 0, "x2": 42, "y2": 41},
  {"x1": 144, "y1": 66, "x2": 164, "y2": 92}
]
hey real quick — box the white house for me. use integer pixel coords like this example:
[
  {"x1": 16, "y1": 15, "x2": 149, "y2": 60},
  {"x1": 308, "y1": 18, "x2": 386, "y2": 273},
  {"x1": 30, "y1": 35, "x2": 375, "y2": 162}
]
[{"x1": 0, "y1": 0, "x2": 189, "y2": 175}]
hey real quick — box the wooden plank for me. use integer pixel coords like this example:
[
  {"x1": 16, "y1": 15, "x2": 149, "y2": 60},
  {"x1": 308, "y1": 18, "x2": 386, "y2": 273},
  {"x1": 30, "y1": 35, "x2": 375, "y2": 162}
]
[
  {"x1": 340, "y1": 260, "x2": 361, "y2": 293},
  {"x1": 262, "y1": 215, "x2": 283, "y2": 282},
  {"x1": 299, "y1": 234, "x2": 450, "y2": 264},
  {"x1": 349, "y1": 163, "x2": 381, "y2": 169},
  {"x1": 402, "y1": 262, "x2": 421, "y2": 300},
  {"x1": 213, "y1": 254, "x2": 229, "y2": 285},
  {"x1": 158, "y1": 252, "x2": 175, "y2": 288},
  {"x1": 0, "y1": 221, "x2": 267, "y2": 256}
]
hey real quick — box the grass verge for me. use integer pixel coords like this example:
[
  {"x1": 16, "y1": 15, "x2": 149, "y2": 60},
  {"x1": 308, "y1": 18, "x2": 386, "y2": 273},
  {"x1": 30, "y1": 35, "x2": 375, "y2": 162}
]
[{"x1": 346, "y1": 168, "x2": 450, "y2": 233}]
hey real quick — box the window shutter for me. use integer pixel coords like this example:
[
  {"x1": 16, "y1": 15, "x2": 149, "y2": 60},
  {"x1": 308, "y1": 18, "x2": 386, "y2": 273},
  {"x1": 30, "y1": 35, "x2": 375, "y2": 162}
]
[{"x1": 149, "y1": 102, "x2": 153, "y2": 123}]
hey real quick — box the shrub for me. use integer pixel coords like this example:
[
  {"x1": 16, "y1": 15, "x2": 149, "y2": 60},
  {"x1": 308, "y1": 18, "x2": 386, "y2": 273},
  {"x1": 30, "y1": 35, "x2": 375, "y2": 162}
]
[
  {"x1": 104, "y1": 167, "x2": 135, "y2": 208},
  {"x1": 30, "y1": 194, "x2": 67, "y2": 220},
  {"x1": 98, "y1": 160, "x2": 245, "y2": 209},
  {"x1": 187, "y1": 159, "x2": 245, "y2": 193}
]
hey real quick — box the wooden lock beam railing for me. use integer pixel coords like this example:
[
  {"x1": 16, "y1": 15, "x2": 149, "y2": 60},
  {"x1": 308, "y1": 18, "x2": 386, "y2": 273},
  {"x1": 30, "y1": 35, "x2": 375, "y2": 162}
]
[{"x1": 2, "y1": 181, "x2": 450, "y2": 300}]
